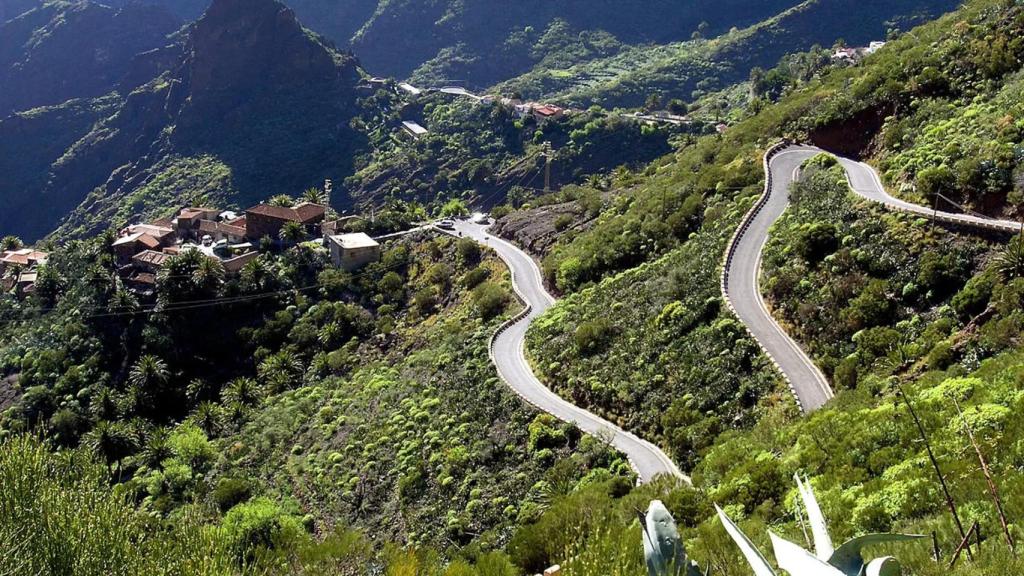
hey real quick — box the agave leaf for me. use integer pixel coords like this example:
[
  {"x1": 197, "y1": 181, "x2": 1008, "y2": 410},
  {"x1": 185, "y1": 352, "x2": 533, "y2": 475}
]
[
  {"x1": 769, "y1": 532, "x2": 846, "y2": 576},
  {"x1": 715, "y1": 505, "x2": 776, "y2": 576},
  {"x1": 642, "y1": 500, "x2": 688, "y2": 576},
  {"x1": 864, "y1": 557, "x2": 902, "y2": 576},
  {"x1": 828, "y1": 534, "x2": 924, "y2": 576},
  {"x1": 794, "y1": 474, "x2": 834, "y2": 560}
]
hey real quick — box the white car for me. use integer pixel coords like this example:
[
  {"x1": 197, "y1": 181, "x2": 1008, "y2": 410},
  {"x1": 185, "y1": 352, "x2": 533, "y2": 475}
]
[
  {"x1": 471, "y1": 212, "x2": 490, "y2": 224},
  {"x1": 437, "y1": 219, "x2": 456, "y2": 230}
]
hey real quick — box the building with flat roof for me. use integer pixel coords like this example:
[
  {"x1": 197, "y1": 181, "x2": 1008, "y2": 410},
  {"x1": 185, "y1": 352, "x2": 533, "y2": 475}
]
[
  {"x1": 402, "y1": 120, "x2": 429, "y2": 139},
  {"x1": 328, "y1": 233, "x2": 381, "y2": 271}
]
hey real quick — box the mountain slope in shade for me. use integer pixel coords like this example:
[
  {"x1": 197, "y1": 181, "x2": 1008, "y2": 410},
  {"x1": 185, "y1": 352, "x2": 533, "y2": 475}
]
[
  {"x1": 499, "y1": 0, "x2": 960, "y2": 108},
  {"x1": 0, "y1": 1, "x2": 181, "y2": 115},
  {"x1": 0, "y1": 0, "x2": 368, "y2": 242}
]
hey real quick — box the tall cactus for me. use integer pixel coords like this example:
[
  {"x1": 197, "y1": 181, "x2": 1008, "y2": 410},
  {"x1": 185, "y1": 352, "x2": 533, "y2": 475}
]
[{"x1": 640, "y1": 500, "x2": 699, "y2": 576}]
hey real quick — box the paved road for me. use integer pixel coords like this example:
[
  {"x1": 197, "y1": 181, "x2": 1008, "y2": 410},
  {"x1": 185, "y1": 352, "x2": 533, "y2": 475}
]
[
  {"x1": 724, "y1": 147, "x2": 835, "y2": 412},
  {"x1": 725, "y1": 144, "x2": 1022, "y2": 413},
  {"x1": 452, "y1": 221, "x2": 687, "y2": 484}
]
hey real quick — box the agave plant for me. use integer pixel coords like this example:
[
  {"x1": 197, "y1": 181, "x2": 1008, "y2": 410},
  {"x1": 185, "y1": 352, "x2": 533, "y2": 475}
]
[
  {"x1": 639, "y1": 500, "x2": 701, "y2": 576},
  {"x1": 716, "y1": 474, "x2": 923, "y2": 576}
]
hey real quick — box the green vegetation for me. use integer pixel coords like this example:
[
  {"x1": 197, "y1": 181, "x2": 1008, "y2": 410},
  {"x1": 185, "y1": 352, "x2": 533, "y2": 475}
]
[
  {"x1": 0, "y1": 230, "x2": 630, "y2": 564},
  {"x1": 498, "y1": 0, "x2": 956, "y2": 109},
  {"x1": 528, "y1": 200, "x2": 781, "y2": 470},
  {"x1": 9, "y1": 0, "x2": 1024, "y2": 574},
  {"x1": 761, "y1": 160, "x2": 1004, "y2": 388},
  {"x1": 346, "y1": 94, "x2": 690, "y2": 217}
]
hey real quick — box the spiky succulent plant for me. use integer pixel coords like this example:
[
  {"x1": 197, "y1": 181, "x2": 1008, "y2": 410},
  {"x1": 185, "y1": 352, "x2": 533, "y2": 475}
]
[
  {"x1": 715, "y1": 475, "x2": 923, "y2": 576},
  {"x1": 640, "y1": 500, "x2": 700, "y2": 576}
]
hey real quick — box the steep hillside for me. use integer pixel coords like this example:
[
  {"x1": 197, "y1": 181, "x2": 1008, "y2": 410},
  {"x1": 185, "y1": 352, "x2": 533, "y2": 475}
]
[
  {"x1": 0, "y1": 0, "x2": 369, "y2": 242},
  {"x1": 495, "y1": 1, "x2": 1024, "y2": 573},
  {"x1": 0, "y1": 0, "x2": 180, "y2": 115},
  {"x1": 349, "y1": 0, "x2": 797, "y2": 87},
  {"x1": 500, "y1": 0, "x2": 959, "y2": 108}
]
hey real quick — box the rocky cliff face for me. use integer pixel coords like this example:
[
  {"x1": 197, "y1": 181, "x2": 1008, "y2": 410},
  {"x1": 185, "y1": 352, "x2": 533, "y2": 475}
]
[
  {"x1": 0, "y1": 1, "x2": 180, "y2": 115},
  {"x1": 182, "y1": 0, "x2": 338, "y2": 108},
  {"x1": 0, "y1": 0, "x2": 369, "y2": 242}
]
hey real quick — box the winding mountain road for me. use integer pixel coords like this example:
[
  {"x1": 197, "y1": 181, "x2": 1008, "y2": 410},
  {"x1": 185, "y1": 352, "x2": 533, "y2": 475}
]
[
  {"x1": 452, "y1": 221, "x2": 687, "y2": 484},
  {"x1": 723, "y1": 144, "x2": 1022, "y2": 412}
]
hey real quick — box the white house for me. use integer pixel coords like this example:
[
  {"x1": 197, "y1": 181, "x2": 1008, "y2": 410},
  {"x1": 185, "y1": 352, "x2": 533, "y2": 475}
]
[
  {"x1": 402, "y1": 120, "x2": 429, "y2": 139},
  {"x1": 329, "y1": 233, "x2": 381, "y2": 271}
]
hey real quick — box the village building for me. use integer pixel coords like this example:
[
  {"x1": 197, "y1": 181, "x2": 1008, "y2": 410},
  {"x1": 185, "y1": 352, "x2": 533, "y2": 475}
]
[
  {"x1": 198, "y1": 218, "x2": 247, "y2": 244},
  {"x1": 401, "y1": 120, "x2": 429, "y2": 139},
  {"x1": 131, "y1": 250, "x2": 171, "y2": 273},
  {"x1": 0, "y1": 248, "x2": 48, "y2": 275},
  {"x1": 513, "y1": 103, "x2": 533, "y2": 119},
  {"x1": 398, "y1": 82, "x2": 422, "y2": 96},
  {"x1": 125, "y1": 271, "x2": 158, "y2": 296},
  {"x1": 11, "y1": 270, "x2": 38, "y2": 297},
  {"x1": 328, "y1": 233, "x2": 381, "y2": 271},
  {"x1": 243, "y1": 202, "x2": 326, "y2": 242},
  {"x1": 0, "y1": 248, "x2": 48, "y2": 296},
  {"x1": 172, "y1": 207, "x2": 221, "y2": 241},
  {"x1": 113, "y1": 231, "x2": 165, "y2": 264},
  {"x1": 533, "y1": 104, "x2": 564, "y2": 122}
]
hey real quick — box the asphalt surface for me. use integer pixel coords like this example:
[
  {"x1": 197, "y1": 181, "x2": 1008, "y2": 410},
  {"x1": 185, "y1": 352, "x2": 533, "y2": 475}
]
[
  {"x1": 452, "y1": 221, "x2": 687, "y2": 484},
  {"x1": 725, "y1": 145, "x2": 1022, "y2": 413},
  {"x1": 725, "y1": 147, "x2": 835, "y2": 411}
]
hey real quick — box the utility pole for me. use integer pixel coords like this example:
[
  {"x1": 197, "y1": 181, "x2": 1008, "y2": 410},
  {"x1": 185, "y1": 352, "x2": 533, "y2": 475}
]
[{"x1": 542, "y1": 141, "x2": 553, "y2": 193}]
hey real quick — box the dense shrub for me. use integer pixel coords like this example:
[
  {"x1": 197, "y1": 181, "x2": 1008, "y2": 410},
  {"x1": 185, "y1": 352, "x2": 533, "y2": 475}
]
[
  {"x1": 573, "y1": 319, "x2": 615, "y2": 355},
  {"x1": 472, "y1": 282, "x2": 510, "y2": 319}
]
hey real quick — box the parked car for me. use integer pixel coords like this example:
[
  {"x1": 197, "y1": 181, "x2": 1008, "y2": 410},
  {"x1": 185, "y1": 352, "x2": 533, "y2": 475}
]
[
  {"x1": 437, "y1": 219, "x2": 456, "y2": 230},
  {"x1": 471, "y1": 212, "x2": 490, "y2": 224}
]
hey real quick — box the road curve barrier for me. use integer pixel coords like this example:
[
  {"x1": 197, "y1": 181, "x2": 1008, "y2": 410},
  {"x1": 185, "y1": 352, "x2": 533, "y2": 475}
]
[
  {"x1": 719, "y1": 140, "x2": 831, "y2": 413},
  {"x1": 476, "y1": 232, "x2": 687, "y2": 485}
]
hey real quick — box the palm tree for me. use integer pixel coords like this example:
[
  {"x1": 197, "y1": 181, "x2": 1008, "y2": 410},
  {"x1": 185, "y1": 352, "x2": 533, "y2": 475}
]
[
  {"x1": 268, "y1": 194, "x2": 295, "y2": 207},
  {"x1": 302, "y1": 187, "x2": 328, "y2": 205},
  {"x1": 128, "y1": 355, "x2": 170, "y2": 416},
  {"x1": 0, "y1": 235, "x2": 23, "y2": 251},
  {"x1": 192, "y1": 401, "x2": 223, "y2": 437},
  {"x1": 90, "y1": 387, "x2": 120, "y2": 421},
  {"x1": 158, "y1": 249, "x2": 206, "y2": 305},
  {"x1": 257, "y1": 350, "x2": 304, "y2": 394},
  {"x1": 222, "y1": 377, "x2": 264, "y2": 407},
  {"x1": 140, "y1": 426, "x2": 173, "y2": 469},
  {"x1": 318, "y1": 322, "x2": 343, "y2": 348},
  {"x1": 84, "y1": 420, "x2": 137, "y2": 476},
  {"x1": 240, "y1": 257, "x2": 276, "y2": 294},
  {"x1": 191, "y1": 256, "x2": 225, "y2": 295},
  {"x1": 130, "y1": 355, "x2": 169, "y2": 389},
  {"x1": 279, "y1": 220, "x2": 306, "y2": 246}
]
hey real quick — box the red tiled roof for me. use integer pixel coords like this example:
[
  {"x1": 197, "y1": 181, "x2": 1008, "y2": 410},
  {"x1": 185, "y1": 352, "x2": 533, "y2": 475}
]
[
  {"x1": 534, "y1": 105, "x2": 562, "y2": 117},
  {"x1": 129, "y1": 272, "x2": 157, "y2": 285},
  {"x1": 1, "y1": 249, "x2": 48, "y2": 266},
  {"x1": 179, "y1": 207, "x2": 219, "y2": 219},
  {"x1": 246, "y1": 202, "x2": 326, "y2": 224},
  {"x1": 294, "y1": 202, "x2": 326, "y2": 222},
  {"x1": 126, "y1": 224, "x2": 174, "y2": 243},
  {"x1": 199, "y1": 219, "x2": 246, "y2": 237},
  {"x1": 138, "y1": 234, "x2": 161, "y2": 250},
  {"x1": 132, "y1": 250, "x2": 170, "y2": 267}
]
